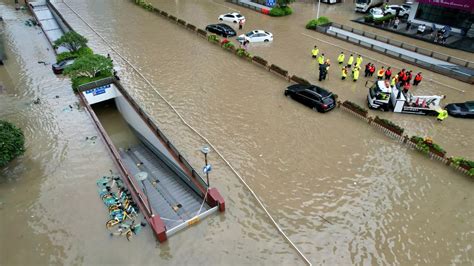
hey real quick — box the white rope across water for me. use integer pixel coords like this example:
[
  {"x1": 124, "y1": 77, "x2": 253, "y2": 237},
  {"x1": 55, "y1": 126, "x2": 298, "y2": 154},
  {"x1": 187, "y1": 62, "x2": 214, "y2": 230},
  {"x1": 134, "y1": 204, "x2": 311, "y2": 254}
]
[{"x1": 61, "y1": 1, "x2": 312, "y2": 265}]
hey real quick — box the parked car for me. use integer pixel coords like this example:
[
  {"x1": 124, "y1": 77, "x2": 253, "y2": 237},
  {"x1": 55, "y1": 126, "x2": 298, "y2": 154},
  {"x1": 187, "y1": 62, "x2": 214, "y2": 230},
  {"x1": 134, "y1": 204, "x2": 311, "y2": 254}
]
[
  {"x1": 384, "y1": 5, "x2": 410, "y2": 18},
  {"x1": 218, "y1": 12, "x2": 246, "y2": 24},
  {"x1": 284, "y1": 84, "x2": 336, "y2": 113},
  {"x1": 236, "y1": 30, "x2": 273, "y2": 43},
  {"x1": 445, "y1": 101, "x2": 474, "y2": 118},
  {"x1": 402, "y1": 4, "x2": 412, "y2": 11},
  {"x1": 369, "y1": 8, "x2": 384, "y2": 19},
  {"x1": 52, "y1": 59, "x2": 75, "y2": 74},
  {"x1": 205, "y1": 23, "x2": 236, "y2": 37}
]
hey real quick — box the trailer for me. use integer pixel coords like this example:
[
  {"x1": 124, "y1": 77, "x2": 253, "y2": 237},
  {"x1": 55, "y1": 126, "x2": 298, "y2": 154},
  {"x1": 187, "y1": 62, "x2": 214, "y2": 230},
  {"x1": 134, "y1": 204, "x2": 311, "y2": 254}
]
[{"x1": 367, "y1": 80, "x2": 444, "y2": 115}]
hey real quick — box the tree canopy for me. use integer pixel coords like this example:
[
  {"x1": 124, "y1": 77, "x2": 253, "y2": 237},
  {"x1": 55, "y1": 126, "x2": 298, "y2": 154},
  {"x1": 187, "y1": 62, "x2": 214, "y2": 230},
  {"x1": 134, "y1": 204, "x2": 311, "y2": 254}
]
[
  {"x1": 0, "y1": 120, "x2": 25, "y2": 167},
  {"x1": 64, "y1": 54, "x2": 113, "y2": 79},
  {"x1": 53, "y1": 31, "x2": 88, "y2": 52}
]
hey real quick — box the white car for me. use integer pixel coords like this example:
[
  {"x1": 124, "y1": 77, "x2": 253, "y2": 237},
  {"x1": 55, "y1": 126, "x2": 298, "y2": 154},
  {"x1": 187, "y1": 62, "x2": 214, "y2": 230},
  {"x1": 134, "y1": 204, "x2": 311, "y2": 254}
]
[
  {"x1": 384, "y1": 5, "x2": 410, "y2": 18},
  {"x1": 369, "y1": 8, "x2": 384, "y2": 19},
  {"x1": 218, "y1": 12, "x2": 246, "y2": 24},
  {"x1": 237, "y1": 30, "x2": 273, "y2": 43}
]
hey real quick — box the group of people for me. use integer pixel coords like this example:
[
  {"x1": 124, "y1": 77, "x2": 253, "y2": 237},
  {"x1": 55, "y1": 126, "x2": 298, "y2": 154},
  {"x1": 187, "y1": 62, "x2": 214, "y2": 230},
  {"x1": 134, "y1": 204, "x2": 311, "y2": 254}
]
[{"x1": 311, "y1": 48, "x2": 424, "y2": 89}]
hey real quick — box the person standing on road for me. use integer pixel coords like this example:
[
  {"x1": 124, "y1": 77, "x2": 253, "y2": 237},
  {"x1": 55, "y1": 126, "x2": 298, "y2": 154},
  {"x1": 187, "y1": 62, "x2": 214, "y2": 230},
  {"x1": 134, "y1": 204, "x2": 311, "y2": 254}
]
[
  {"x1": 413, "y1": 72, "x2": 423, "y2": 85},
  {"x1": 385, "y1": 67, "x2": 392, "y2": 80},
  {"x1": 312, "y1": 46, "x2": 319, "y2": 58},
  {"x1": 319, "y1": 62, "x2": 327, "y2": 81},
  {"x1": 370, "y1": 64, "x2": 376, "y2": 77},
  {"x1": 406, "y1": 70, "x2": 413, "y2": 84},
  {"x1": 347, "y1": 54, "x2": 354, "y2": 68},
  {"x1": 318, "y1": 53, "x2": 325, "y2": 66},
  {"x1": 364, "y1": 62, "x2": 371, "y2": 77},
  {"x1": 398, "y1": 69, "x2": 406, "y2": 84},
  {"x1": 377, "y1": 66, "x2": 385, "y2": 80},
  {"x1": 356, "y1": 55, "x2": 363, "y2": 68},
  {"x1": 437, "y1": 109, "x2": 448, "y2": 121},
  {"x1": 337, "y1": 52, "x2": 345, "y2": 65},
  {"x1": 239, "y1": 19, "x2": 244, "y2": 30},
  {"x1": 394, "y1": 17, "x2": 400, "y2": 29},
  {"x1": 341, "y1": 65, "x2": 348, "y2": 80},
  {"x1": 391, "y1": 74, "x2": 398, "y2": 87},
  {"x1": 325, "y1": 59, "x2": 331, "y2": 78},
  {"x1": 353, "y1": 64, "x2": 360, "y2": 82}
]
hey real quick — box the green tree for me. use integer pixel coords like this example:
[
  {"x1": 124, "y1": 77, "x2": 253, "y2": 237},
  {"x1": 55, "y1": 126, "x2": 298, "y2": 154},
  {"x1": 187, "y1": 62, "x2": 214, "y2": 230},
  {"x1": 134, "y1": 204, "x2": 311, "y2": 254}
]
[
  {"x1": 64, "y1": 54, "x2": 113, "y2": 79},
  {"x1": 0, "y1": 120, "x2": 25, "y2": 167},
  {"x1": 277, "y1": 0, "x2": 294, "y2": 7},
  {"x1": 53, "y1": 31, "x2": 88, "y2": 52}
]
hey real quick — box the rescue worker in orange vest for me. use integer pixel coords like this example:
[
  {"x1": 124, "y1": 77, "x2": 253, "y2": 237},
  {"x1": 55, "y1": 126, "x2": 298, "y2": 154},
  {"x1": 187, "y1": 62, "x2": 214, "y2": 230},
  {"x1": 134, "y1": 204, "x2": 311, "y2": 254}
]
[
  {"x1": 377, "y1": 66, "x2": 385, "y2": 80},
  {"x1": 413, "y1": 72, "x2": 423, "y2": 86}
]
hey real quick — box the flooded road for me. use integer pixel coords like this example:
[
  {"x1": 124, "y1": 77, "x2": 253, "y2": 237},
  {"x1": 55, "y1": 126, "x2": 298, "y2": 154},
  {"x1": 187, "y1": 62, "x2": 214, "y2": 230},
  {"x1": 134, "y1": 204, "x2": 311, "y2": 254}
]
[{"x1": 1, "y1": 0, "x2": 473, "y2": 265}]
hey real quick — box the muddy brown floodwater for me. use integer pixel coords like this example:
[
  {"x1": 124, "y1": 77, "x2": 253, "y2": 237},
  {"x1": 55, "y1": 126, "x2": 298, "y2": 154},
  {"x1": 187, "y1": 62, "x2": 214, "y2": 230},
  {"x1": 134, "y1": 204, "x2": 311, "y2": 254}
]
[{"x1": 1, "y1": 0, "x2": 473, "y2": 265}]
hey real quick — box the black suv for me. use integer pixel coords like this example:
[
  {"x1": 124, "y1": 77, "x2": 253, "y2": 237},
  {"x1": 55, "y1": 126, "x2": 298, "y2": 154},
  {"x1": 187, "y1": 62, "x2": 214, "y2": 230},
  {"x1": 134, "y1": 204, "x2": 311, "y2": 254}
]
[
  {"x1": 205, "y1": 23, "x2": 236, "y2": 37},
  {"x1": 284, "y1": 84, "x2": 336, "y2": 112}
]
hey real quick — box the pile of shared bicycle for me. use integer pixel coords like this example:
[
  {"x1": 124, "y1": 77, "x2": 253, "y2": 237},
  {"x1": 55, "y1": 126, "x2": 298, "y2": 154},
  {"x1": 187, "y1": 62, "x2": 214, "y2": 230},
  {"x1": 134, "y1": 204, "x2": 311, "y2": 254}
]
[{"x1": 97, "y1": 175, "x2": 145, "y2": 241}]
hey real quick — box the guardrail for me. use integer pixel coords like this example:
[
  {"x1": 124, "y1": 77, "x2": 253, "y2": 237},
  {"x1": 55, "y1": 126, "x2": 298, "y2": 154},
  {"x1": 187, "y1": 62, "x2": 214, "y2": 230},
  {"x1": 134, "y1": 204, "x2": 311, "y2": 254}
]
[{"x1": 312, "y1": 23, "x2": 474, "y2": 84}]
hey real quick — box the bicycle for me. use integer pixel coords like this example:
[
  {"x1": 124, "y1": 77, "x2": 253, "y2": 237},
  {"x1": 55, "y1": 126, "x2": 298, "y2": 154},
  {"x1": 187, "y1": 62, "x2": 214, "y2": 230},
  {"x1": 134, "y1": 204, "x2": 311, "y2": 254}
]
[{"x1": 110, "y1": 220, "x2": 146, "y2": 241}]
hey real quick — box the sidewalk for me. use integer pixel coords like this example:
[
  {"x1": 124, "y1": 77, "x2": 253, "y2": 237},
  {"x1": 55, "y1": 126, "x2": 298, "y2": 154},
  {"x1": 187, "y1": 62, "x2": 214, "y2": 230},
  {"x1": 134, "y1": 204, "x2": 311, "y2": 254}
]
[{"x1": 353, "y1": 17, "x2": 474, "y2": 53}]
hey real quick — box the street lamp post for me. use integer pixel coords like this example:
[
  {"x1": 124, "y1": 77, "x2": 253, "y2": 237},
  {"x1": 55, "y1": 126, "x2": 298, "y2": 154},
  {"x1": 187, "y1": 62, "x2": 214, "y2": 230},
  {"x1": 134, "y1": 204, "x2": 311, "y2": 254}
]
[
  {"x1": 136, "y1": 171, "x2": 154, "y2": 217},
  {"x1": 316, "y1": 0, "x2": 321, "y2": 20},
  {"x1": 201, "y1": 146, "x2": 211, "y2": 187}
]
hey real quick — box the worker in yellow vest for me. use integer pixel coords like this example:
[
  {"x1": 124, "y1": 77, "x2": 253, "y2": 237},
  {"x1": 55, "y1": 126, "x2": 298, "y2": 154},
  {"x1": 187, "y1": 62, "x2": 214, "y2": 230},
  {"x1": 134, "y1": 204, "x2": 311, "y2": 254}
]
[
  {"x1": 347, "y1": 54, "x2": 354, "y2": 68},
  {"x1": 356, "y1": 55, "x2": 363, "y2": 68},
  {"x1": 341, "y1": 66, "x2": 348, "y2": 80},
  {"x1": 337, "y1": 52, "x2": 345, "y2": 65},
  {"x1": 353, "y1": 65, "x2": 360, "y2": 82},
  {"x1": 390, "y1": 74, "x2": 398, "y2": 87},
  {"x1": 377, "y1": 66, "x2": 385, "y2": 80},
  {"x1": 437, "y1": 109, "x2": 448, "y2": 121},
  {"x1": 311, "y1": 46, "x2": 319, "y2": 58},
  {"x1": 318, "y1": 53, "x2": 325, "y2": 65}
]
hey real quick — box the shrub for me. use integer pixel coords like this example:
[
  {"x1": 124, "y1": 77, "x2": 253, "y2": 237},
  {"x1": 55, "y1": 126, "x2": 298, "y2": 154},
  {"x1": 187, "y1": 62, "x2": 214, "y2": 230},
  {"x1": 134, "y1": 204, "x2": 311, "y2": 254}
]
[
  {"x1": 222, "y1": 41, "x2": 235, "y2": 50},
  {"x1": 269, "y1": 6, "x2": 293, "y2": 17},
  {"x1": 342, "y1": 100, "x2": 368, "y2": 117},
  {"x1": 207, "y1": 34, "x2": 219, "y2": 43},
  {"x1": 374, "y1": 116, "x2": 404, "y2": 135},
  {"x1": 235, "y1": 48, "x2": 251, "y2": 58},
  {"x1": 0, "y1": 120, "x2": 25, "y2": 167},
  {"x1": 374, "y1": 14, "x2": 395, "y2": 25},
  {"x1": 451, "y1": 157, "x2": 474, "y2": 176},
  {"x1": 364, "y1": 15, "x2": 373, "y2": 23},
  {"x1": 410, "y1": 136, "x2": 446, "y2": 156},
  {"x1": 306, "y1": 16, "x2": 331, "y2": 29}
]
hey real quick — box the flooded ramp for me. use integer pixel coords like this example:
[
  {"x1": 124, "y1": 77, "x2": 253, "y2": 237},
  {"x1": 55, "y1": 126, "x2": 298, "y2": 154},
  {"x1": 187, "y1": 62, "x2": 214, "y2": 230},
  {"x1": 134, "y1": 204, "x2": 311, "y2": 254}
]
[
  {"x1": 78, "y1": 78, "x2": 225, "y2": 242},
  {"x1": 120, "y1": 145, "x2": 210, "y2": 230}
]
